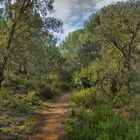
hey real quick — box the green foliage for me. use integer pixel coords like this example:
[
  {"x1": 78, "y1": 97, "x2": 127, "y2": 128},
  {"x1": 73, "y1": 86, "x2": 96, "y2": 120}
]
[
  {"x1": 70, "y1": 88, "x2": 107, "y2": 108},
  {"x1": 46, "y1": 73, "x2": 61, "y2": 89},
  {"x1": 60, "y1": 28, "x2": 101, "y2": 70},
  {"x1": 2, "y1": 75, "x2": 36, "y2": 93},
  {"x1": 0, "y1": 89, "x2": 45, "y2": 139},
  {"x1": 59, "y1": 82, "x2": 73, "y2": 91},
  {"x1": 73, "y1": 64, "x2": 98, "y2": 88},
  {"x1": 26, "y1": 91, "x2": 41, "y2": 106},
  {"x1": 66, "y1": 88, "x2": 140, "y2": 140},
  {"x1": 66, "y1": 110, "x2": 140, "y2": 140},
  {"x1": 38, "y1": 82, "x2": 60, "y2": 99},
  {"x1": 0, "y1": 0, "x2": 64, "y2": 139},
  {"x1": 111, "y1": 86, "x2": 131, "y2": 107},
  {"x1": 1, "y1": 0, "x2": 140, "y2": 139},
  {"x1": 71, "y1": 88, "x2": 95, "y2": 108},
  {"x1": 60, "y1": 1, "x2": 140, "y2": 95},
  {"x1": 64, "y1": 1, "x2": 140, "y2": 140}
]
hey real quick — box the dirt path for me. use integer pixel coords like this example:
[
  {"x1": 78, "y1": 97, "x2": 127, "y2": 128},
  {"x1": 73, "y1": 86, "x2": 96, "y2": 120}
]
[{"x1": 27, "y1": 93, "x2": 70, "y2": 140}]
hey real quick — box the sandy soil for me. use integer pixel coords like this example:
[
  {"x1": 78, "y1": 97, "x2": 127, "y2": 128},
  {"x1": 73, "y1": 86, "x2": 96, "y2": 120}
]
[{"x1": 27, "y1": 93, "x2": 70, "y2": 140}]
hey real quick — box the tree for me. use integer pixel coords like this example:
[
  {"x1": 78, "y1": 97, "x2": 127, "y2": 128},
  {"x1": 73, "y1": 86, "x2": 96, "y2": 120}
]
[
  {"x1": 85, "y1": 1, "x2": 140, "y2": 93},
  {"x1": 0, "y1": 0, "x2": 62, "y2": 86}
]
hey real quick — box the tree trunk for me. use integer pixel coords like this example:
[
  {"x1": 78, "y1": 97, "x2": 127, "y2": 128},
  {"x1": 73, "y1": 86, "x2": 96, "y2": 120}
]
[
  {"x1": 110, "y1": 77, "x2": 118, "y2": 95},
  {"x1": 126, "y1": 59, "x2": 132, "y2": 93},
  {"x1": 0, "y1": 67, "x2": 4, "y2": 87}
]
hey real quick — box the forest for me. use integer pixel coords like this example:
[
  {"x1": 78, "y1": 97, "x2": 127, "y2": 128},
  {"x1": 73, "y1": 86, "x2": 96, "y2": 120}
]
[{"x1": 0, "y1": 0, "x2": 140, "y2": 140}]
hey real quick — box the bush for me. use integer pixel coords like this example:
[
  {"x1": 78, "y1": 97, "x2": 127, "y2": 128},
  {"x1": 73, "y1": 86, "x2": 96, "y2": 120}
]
[
  {"x1": 66, "y1": 105, "x2": 140, "y2": 140},
  {"x1": 46, "y1": 74, "x2": 60, "y2": 88},
  {"x1": 38, "y1": 82, "x2": 60, "y2": 99},
  {"x1": 0, "y1": 88, "x2": 47, "y2": 139},
  {"x1": 2, "y1": 75, "x2": 36, "y2": 93},
  {"x1": 59, "y1": 81, "x2": 73, "y2": 91},
  {"x1": 71, "y1": 88, "x2": 109, "y2": 108},
  {"x1": 66, "y1": 88, "x2": 140, "y2": 140},
  {"x1": 26, "y1": 91, "x2": 40, "y2": 105},
  {"x1": 73, "y1": 64, "x2": 98, "y2": 88}
]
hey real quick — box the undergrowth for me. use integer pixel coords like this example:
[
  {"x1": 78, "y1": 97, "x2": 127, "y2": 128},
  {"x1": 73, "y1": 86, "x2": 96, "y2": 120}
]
[
  {"x1": 65, "y1": 88, "x2": 140, "y2": 140},
  {"x1": 0, "y1": 89, "x2": 48, "y2": 140}
]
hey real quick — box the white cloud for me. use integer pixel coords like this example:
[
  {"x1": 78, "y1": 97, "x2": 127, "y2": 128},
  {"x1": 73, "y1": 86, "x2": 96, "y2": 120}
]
[{"x1": 51, "y1": 0, "x2": 128, "y2": 43}]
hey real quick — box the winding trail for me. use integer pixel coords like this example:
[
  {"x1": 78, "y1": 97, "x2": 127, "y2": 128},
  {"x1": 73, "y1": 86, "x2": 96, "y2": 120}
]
[{"x1": 27, "y1": 93, "x2": 70, "y2": 140}]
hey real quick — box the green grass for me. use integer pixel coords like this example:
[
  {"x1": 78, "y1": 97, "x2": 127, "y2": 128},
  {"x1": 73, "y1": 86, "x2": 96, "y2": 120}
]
[{"x1": 0, "y1": 89, "x2": 48, "y2": 139}]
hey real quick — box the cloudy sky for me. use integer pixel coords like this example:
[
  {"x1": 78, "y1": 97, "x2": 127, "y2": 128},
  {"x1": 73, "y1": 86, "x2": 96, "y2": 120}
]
[{"x1": 51, "y1": 0, "x2": 127, "y2": 43}]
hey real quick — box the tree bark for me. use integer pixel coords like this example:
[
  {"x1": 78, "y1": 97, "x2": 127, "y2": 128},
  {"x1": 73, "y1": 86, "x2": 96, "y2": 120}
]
[{"x1": 0, "y1": 67, "x2": 4, "y2": 87}]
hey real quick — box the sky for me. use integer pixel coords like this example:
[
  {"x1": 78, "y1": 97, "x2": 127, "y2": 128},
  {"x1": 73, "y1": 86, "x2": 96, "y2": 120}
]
[{"x1": 51, "y1": 0, "x2": 127, "y2": 43}]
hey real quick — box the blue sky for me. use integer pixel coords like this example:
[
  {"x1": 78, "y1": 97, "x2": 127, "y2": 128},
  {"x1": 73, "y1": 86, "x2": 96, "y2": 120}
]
[{"x1": 51, "y1": 0, "x2": 127, "y2": 43}]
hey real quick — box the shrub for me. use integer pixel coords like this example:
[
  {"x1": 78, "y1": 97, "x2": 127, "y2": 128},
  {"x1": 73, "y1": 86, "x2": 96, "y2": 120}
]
[
  {"x1": 73, "y1": 64, "x2": 98, "y2": 88},
  {"x1": 46, "y1": 73, "x2": 62, "y2": 89},
  {"x1": 71, "y1": 88, "x2": 109, "y2": 108},
  {"x1": 0, "y1": 88, "x2": 46, "y2": 139},
  {"x1": 38, "y1": 82, "x2": 60, "y2": 99},
  {"x1": 26, "y1": 91, "x2": 40, "y2": 105},
  {"x1": 59, "y1": 81, "x2": 73, "y2": 91},
  {"x1": 2, "y1": 75, "x2": 36, "y2": 93},
  {"x1": 66, "y1": 105, "x2": 140, "y2": 140},
  {"x1": 66, "y1": 88, "x2": 140, "y2": 140}
]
